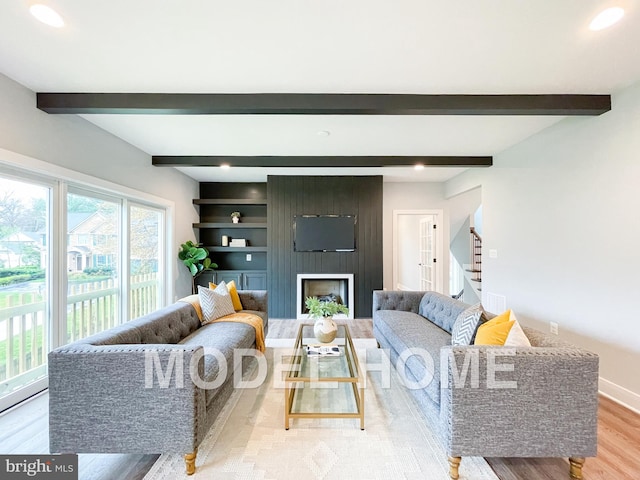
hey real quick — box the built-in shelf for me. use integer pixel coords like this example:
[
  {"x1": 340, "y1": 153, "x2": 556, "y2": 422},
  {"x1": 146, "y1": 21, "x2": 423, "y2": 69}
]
[
  {"x1": 193, "y1": 222, "x2": 268, "y2": 229},
  {"x1": 195, "y1": 182, "x2": 268, "y2": 283},
  {"x1": 193, "y1": 198, "x2": 268, "y2": 205},
  {"x1": 206, "y1": 246, "x2": 268, "y2": 253}
]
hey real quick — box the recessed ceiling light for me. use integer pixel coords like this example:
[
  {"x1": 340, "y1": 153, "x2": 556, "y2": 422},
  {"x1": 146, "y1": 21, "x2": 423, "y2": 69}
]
[
  {"x1": 30, "y1": 4, "x2": 65, "y2": 28},
  {"x1": 220, "y1": 164, "x2": 230, "y2": 170},
  {"x1": 414, "y1": 164, "x2": 425, "y2": 171},
  {"x1": 589, "y1": 7, "x2": 625, "y2": 31},
  {"x1": 317, "y1": 130, "x2": 331, "y2": 137}
]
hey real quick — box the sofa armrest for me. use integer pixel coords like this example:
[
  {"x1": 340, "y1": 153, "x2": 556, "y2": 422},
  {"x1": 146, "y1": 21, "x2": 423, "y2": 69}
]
[
  {"x1": 439, "y1": 345, "x2": 599, "y2": 458},
  {"x1": 238, "y1": 290, "x2": 267, "y2": 312},
  {"x1": 372, "y1": 290, "x2": 426, "y2": 314},
  {"x1": 49, "y1": 343, "x2": 207, "y2": 454}
]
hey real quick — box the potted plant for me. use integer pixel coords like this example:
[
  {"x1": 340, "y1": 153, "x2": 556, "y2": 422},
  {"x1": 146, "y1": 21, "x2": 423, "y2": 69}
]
[
  {"x1": 230, "y1": 211, "x2": 241, "y2": 223},
  {"x1": 178, "y1": 240, "x2": 218, "y2": 293},
  {"x1": 305, "y1": 296, "x2": 349, "y2": 343}
]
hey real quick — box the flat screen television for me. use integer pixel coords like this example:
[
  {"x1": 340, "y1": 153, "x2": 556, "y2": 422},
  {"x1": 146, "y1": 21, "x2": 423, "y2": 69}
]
[{"x1": 294, "y1": 215, "x2": 356, "y2": 252}]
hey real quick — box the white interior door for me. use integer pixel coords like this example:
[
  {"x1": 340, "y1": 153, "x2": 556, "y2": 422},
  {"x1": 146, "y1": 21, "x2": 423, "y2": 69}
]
[
  {"x1": 419, "y1": 217, "x2": 435, "y2": 291},
  {"x1": 393, "y1": 209, "x2": 444, "y2": 293}
]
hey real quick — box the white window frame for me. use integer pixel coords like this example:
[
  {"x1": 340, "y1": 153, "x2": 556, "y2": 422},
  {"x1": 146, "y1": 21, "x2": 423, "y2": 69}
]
[{"x1": 0, "y1": 147, "x2": 174, "y2": 410}]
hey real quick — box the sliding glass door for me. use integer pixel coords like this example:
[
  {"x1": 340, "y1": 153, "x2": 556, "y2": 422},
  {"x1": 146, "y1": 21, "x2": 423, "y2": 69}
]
[
  {"x1": 0, "y1": 169, "x2": 169, "y2": 411},
  {"x1": 129, "y1": 204, "x2": 163, "y2": 318},
  {"x1": 66, "y1": 190, "x2": 121, "y2": 343},
  {"x1": 0, "y1": 176, "x2": 50, "y2": 411}
]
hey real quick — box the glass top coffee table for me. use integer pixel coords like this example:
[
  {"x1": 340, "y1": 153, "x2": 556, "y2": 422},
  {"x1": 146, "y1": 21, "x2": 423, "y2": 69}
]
[{"x1": 284, "y1": 323, "x2": 365, "y2": 430}]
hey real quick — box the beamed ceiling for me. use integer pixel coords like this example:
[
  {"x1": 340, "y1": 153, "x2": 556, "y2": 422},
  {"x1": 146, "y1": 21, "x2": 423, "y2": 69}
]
[{"x1": 1, "y1": 1, "x2": 638, "y2": 182}]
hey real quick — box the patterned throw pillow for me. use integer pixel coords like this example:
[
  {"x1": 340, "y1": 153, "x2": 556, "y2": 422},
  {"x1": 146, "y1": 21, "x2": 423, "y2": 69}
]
[
  {"x1": 451, "y1": 303, "x2": 485, "y2": 346},
  {"x1": 209, "y1": 280, "x2": 243, "y2": 311},
  {"x1": 198, "y1": 282, "x2": 235, "y2": 325}
]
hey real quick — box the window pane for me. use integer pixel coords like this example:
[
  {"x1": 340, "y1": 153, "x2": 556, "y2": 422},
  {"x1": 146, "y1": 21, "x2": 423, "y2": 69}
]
[
  {"x1": 66, "y1": 192, "x2": 120, "y2": 343},
  {"x1": 129, "y1": 205, "x2": 162, "y2": 318},
  {"x1": 0, "y1": 177, "x2": 49, "y2": 405}
]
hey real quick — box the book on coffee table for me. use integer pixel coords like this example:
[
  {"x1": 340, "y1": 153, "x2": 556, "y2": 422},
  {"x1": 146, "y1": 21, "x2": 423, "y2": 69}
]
[{"x1": 306, "y1": 345, "x2": 342, "y2": 356}]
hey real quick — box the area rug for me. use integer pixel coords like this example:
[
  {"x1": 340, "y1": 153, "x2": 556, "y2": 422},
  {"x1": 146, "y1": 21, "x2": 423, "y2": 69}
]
[{"x1": 143, "y1": 340, "x2": 499, "y2": 480}]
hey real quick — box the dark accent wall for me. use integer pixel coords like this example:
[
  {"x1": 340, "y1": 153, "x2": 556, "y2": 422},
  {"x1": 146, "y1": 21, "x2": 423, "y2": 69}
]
[{"x1": 267, "y1": 176, "x2": 383, "y2": 318}]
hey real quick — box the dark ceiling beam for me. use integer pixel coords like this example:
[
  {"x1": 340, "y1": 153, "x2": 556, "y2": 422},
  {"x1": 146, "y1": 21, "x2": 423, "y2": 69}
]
[
  {"x1": 152, "y1": 156, "x2": 493, "y2": 168},
  {"x1": 37, "y1": 93, "x2": 611, "y2": 116}
]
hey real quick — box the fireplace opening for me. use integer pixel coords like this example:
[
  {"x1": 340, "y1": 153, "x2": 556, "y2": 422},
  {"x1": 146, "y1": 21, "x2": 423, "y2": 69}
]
[{"x1": 296, "y1": 273, "x2": 354, "y2": 319}]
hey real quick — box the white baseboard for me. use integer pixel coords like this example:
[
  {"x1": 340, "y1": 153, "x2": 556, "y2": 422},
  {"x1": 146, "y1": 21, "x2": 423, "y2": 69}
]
[{"x1": 599, "y1": 377, "x2": 640, "y2": 415}]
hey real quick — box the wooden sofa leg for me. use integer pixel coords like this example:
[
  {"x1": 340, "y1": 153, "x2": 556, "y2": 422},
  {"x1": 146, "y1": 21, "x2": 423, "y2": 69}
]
[
  {"x1": 448, "y1": 456, "x2": 461, "y2": 479},
  {"x1": 569, "y1": 457, "x2": 585, "y2": 479},
  {"x1": 185, "y1": 449, "x2": 198, "y2": 475}
]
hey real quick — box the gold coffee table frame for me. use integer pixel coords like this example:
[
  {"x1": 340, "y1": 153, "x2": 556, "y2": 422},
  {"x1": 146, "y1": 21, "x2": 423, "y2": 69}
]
[{"x1": 284, "y1": 323, "x2": 365, "y2": 430}]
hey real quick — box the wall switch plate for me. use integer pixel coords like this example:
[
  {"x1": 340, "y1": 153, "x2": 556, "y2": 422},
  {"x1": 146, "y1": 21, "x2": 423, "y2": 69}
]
[
  {"x1": 246, "y1": 253, "x2": 252, "y2": 261},
  {"x1": 489, "y1": 249, "x2": 498, "y2": 259},
  {"x1": 550, "y1": 322, "x2": 559, "y2": 335}
]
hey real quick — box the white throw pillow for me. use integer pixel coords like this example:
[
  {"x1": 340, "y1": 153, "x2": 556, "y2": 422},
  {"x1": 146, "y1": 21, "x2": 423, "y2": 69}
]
[
  {"x1": 198, "y1": 282, "x2": 235, "y2": 325},
  {"x1": 504, "y1": 311, "x2": 532, "y2": 347}
]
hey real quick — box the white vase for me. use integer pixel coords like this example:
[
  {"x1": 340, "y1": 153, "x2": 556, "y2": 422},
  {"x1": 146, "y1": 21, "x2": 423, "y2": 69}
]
[
  {"x1": 232, "y1": 217, "x2": 240, "y2": 223},
  {"x1": 313, "y1": 316, "x2": 338, "y2": 343}
]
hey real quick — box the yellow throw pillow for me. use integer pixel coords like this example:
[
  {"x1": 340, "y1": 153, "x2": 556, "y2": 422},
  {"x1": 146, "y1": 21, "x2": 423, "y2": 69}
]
[
  {"x1": 209, "y1": 280, "x2": 243, "y2": 311},
  {"x1": 474, "y1": 309, "x2": 515, "y2": 345}
]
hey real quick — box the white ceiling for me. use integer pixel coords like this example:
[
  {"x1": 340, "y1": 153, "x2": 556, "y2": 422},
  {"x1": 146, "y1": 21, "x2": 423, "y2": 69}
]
[{"x1": 1, "y1": 1, "x2": 639, "y2": 182}]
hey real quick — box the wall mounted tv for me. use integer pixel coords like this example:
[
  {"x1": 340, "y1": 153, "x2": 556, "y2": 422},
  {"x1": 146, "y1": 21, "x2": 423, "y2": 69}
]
[{"x1": 294, "y1": 215, "x2": 357, "y2": 252}]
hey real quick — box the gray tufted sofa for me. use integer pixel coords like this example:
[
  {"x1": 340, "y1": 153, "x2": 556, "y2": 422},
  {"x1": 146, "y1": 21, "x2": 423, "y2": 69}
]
[
  {"x1": 373, "y1": 290, "x2": 599, "y2": 480},
  {"x1": 49, "y1": 290, "x2": 267, "y2": 475}
]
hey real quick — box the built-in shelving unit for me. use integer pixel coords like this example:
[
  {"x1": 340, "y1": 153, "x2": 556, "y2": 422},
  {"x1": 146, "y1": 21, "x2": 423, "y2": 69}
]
[
  {"x1": 193, "y1": 222, "x2": 267, "y2": 228},
  {"x1": 193, "y1": 183, "x2": 268, "y2": 290}
]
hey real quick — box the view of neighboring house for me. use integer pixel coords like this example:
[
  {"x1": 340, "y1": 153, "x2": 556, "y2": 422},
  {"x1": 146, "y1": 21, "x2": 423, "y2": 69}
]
[
  {"x1": 66, "y1": 212, "x2": 117, "y2": 272},
  {"x1": 0, "y1": 232, "x2": 42, "y2": 269}
]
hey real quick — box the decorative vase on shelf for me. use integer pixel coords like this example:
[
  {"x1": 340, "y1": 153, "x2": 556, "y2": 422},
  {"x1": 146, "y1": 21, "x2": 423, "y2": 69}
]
[
  {"x1": 313, "y1": 316, "x2": 338, "y2": 343},
  {"x1": 231, "y1": 211, "x2": 241, "y2": 223}
]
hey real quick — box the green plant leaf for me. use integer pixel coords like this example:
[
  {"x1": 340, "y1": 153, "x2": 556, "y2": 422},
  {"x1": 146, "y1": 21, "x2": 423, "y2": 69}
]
[{"x1": 179, "y1": 240, "x2": 215, "y2": 276}]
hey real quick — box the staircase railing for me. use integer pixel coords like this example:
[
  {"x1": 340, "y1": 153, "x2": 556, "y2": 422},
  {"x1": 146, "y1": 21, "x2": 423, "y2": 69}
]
[{"x1": 468, "y1": 227, "x2": 482, "y2": 288}]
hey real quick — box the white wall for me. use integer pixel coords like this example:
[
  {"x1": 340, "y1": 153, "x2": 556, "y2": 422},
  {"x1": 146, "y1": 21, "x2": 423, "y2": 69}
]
[
  {"x1": 383, "y1": 183, "x2": 481, "y2": 294},
  {"x1": 0, "y1": 73, "x2": 199, "y2": 298},
  {"x1": 446, "y1": 80, "x2": 640, "y2": 411}
]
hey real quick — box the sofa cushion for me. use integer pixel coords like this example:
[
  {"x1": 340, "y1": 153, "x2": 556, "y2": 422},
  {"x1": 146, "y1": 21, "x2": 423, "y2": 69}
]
[
  {"x1": 451, "y1": 303, "x2": 485, "y2": 346},
  {"x1": 374, "y1": 310, "x2": 451, "y2": 406},
  {"x1": 474, "y1": 310, "x2": 513, "y2": 345},
  {"x1": 418, "y1": 292, "x2": 468, "y2": 334},
  {"x1": 504, "y1": 314, "x2": 531, "y2": 347},
  {"x1": 209, "y1": 280, "x2": 243, "y2": 311},
  {"x1": 179, "y1": 321, "x2": 256, "y2": 406},
  {"x1": 199, "y1": 283, "x2": 235, "y2": 324}
]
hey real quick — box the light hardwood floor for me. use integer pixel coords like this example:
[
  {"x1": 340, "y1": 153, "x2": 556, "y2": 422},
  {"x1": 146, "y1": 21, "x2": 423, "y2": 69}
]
[{"x1": 1, "y1": 318, "x2": 638, "y2": 479}]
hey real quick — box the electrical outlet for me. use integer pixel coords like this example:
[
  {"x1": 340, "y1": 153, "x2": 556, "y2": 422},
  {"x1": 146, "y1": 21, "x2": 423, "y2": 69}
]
[
  {"x1": 550, "y1": 322, "x2": 559, "y2": 335},
  {"x1": 246, "y1": 253, "x2": 252, "y2": 261}
]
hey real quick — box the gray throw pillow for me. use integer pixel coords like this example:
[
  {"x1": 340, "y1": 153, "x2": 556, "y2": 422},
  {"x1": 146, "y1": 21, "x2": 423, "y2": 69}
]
[
  {"x1": 451, "y1": 303, "x2": 484, "y2": 346},
  {"x1": 198, "y1": 282, "x2": 235, "y2": 325}
]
